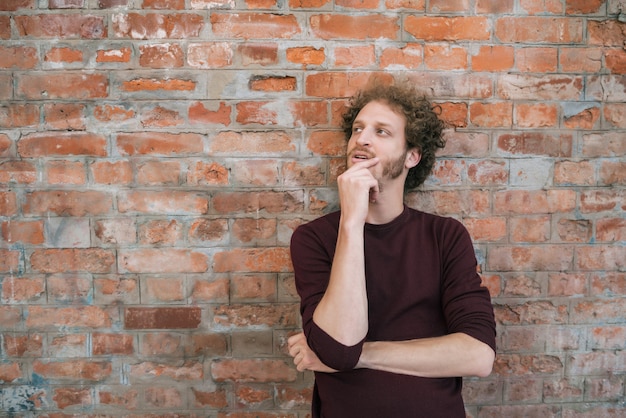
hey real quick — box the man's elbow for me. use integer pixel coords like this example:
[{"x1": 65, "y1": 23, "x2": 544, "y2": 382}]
[{"x1": 473, "y1": 343, "x2": 496, "y2": 377}]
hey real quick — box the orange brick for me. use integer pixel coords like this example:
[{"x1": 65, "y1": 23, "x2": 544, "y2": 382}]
[
  {"x1": 211, "y1": 13, "x2": 300, "y2": 39},
  {"x1": 310, "y1": 14, "x2": 399, "y2": 40}
]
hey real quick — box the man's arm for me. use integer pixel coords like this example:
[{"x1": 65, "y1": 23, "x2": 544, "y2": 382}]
[
  {"x1": 357, "y1": 332, "x2": 495, "y2": 378},
  {"x1": 288, "y1": 331, "x2": 495, "y2": 378},
  {"x1": 310, "y1": 158, "x2": 379, "y2": 346}
]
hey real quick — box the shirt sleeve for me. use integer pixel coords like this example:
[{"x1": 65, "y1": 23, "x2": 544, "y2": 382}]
[
  {"x1": 290, "y1": 222, "x2": 364, "y2": 371},
  {"x1": 439, "y1": 218, "x2": 497, "y2": 353}
]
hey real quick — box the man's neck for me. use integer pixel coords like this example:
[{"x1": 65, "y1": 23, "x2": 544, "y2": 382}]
[{"x1": 365, "y1": 182, "x2": 405, "y2": 225}]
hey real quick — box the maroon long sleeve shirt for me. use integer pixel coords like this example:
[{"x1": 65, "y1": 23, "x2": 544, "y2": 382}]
[{"x1": 290, "y1": 206, "x2": 496, "y2": 418}]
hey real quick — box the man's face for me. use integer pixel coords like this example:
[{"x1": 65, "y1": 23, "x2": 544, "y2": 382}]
[{"x1": 346, "y1": 100, "x2": 410, "y2": 186}]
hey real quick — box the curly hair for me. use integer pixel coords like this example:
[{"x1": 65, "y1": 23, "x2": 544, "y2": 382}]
[{"x1": 341, "y1": 83, "x2": 447, "y2": 190}]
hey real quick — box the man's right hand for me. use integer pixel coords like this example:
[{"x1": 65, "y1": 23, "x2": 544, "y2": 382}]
[
  {"x1": 336, "y1": 157, "x2": 380, "y2": 225},
  {"x1": 288, "y1": 332, "x2": 337, "y2": 373}
]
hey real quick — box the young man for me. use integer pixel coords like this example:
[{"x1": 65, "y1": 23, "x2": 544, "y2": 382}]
[{"x1": 288, "y1": 83, "x2": 497, "y2": 417}]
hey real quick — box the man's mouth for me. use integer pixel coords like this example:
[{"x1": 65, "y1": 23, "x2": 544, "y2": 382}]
[{"x1": 350, "y1": 149, "x2": 374, "y2": 161}]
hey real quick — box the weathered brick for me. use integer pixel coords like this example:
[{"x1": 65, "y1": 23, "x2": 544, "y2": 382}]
[
  {"x1": 125, "y1": 307, "x2": 202, "y2": 329},
  {"x1": 211, "y1": 359, "x2": 297, "y2": 382},
  {"x1": 211, "y1": 13, "x2": 300, "y2": 39}
]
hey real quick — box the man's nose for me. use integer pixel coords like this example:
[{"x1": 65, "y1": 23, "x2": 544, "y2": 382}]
[{"x1": 355, "y1": 128, "x2": 372, "y2": 146}]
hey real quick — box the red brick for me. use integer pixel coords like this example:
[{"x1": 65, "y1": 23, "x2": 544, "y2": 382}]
[
  {"x1": 92, "y1": 333, "x2": 134, "y2": 355},
  {"x1": 232, "y1": 218, "x2": 277, "y2": 245},
  {"x1": 580, "y1": 190, "x2": 623, "y2": 213},
  {"x1": 192, "y1": 387, "x2": 229, "y2": 408},
  {"x1": 560, "y1": 47, "x2": 602, "y2": 73},
  {"x1": 0, "y1": 134, "x2": 11, "y2": 157},
  {"x1": 231, "y1": 274, "x2": 276, "y2": 301},
  {"x1": 588, "y1": 20, "x2": 626, "y2": 47},
  {"x1": 497, "y1": 74, "x2": 583, "y2": 100},
  {"x1": 118, "y1": 190, "x2": 208, "y2": 214},
  {"x1": 211, "y1": 131, "x2": 296, "y2": 154},
  {"x1": 385, "y1": 0, "x2": 424, "y2": 9},
  {"x1": 3, "y1": 333, "x2": 43, "y2": 357},
  {"x1": 519, "y1": 0, "x2": 563, "y2": 14},
  {"x1": 52, "y1": 387, "x2": 91, "y2": 409},
  {"x1": 136, "y1": 161, "x2": 181, "y2": 185},
  {"x1": 94, "y1": 276, "x2": 139, "y2": 304},
  {"x1": 472, "y1": 46, "x2": 514, "y2": 72},
  {"x1": 15, "y1": 14, "x2": 106, "y2": 38},
  {"x1": 0, "y1": 161, "x2": 37, "y2": 184},
  {"x1": 213, "y1": 191, "x2": 303, "y2": 214},
  {"x1": 306, "y1": 72, "x2": 393, "y2": 98},
  {"x1": 125, "y1": 307, "x2": 202, "y2": 329},
  {"x1": 510, "y1": 216, "x2": 550, "y2": 243},
  {"x1": 144, "y1": 0, "x2": 185, "y2": 8},
  {"x1": 26, "y1": 306, "x2": 111, "y2": 328},
  {"x1": 188, "y1": 42, "x2": 233, "y2": 68},
  {"x1": 0, "y1": 103, "x2": 39, "y2": 128},
  {"x1": 596, "y1": 218, "x2": 626, "y2": 242},
  {"x1": 556, "y1": 218, "x2": 592, "y2": 243},
  {"x1": 24, "y1": 190, "x2": 112, "y2": 216},
  {"x1": 96, "y1": 47, "x2": 132, "y2": 63},
  {"x1": 119, "y1": 248, "x2": 208, "y2": 273},
  {"x1": 576, "y1": 245, "x2": 625, "y2": 271},
  {"x1": 495, "y1": 17, "x2": 582, "y2": 43},
  {"x1": 213, "y1": 247, "x2": 292, "y2": 273},
  {"x1": 604, "y1": 103, "x2": 626, "y2": 128},
  {"x1": 307, "y1": 131, "x2": 346, "y2": 156},
  {"x1": 250, "y1": 75, "x2": 297, "y2": 92},
  {"x1": 1, "y1": 220, "x2": 44, "y2": 244},
  {"x1": 380, "y1": 44, "x2": 422, "y2": 70},
  {"x1": 0, "y1": 16, "x2": 9, "y2": 39},
  {"x1": 548, "y1": 273, "x2": 587, "y2": 297},
  {"x1": 98, "y1": 388, "x2": 138, "y2": 409},
  {"x1": 498, "y1": 132, "x2": 572, "y2": 157},
  {"x1": 116, "y1": 132, "x2": 203, "y2": 155},
  {"x1": 0, "y1": 249, "x2": 20, "y2": 273},
  {"x1": 138, "y1": 219, "x2": 183, "y2": 245},
  {"x1": 112, "y1": 13, "x2": 204, "y2": 39},
  {"x1": 311, "y1": 14, "x2": 398, "y2": 40},
  {"x1": 564, "y1": 106, "x2": 600, "y2": 129},
  {"x1": 121, "y1": 77, "x2": 196, "y2": 92},
  {"x1": 91, "y1": 160, "x2": 133, "y2": 185},
  {"x1": 424, "y1": 44, "x2": 467, "y2": 70},
  {"x1": 144, "y1": 277, "x2": 185, "y2": 302},
  {"x1": 44, "y1": 103, "x2": 86, "y2": 130},
  {"x1": 191, "y1": 277, "x2": 230, "y2": 302},
  {"x1": 94, "y1": 104, "x2": 135, "y2": 122},
  {"x1": 236, "y1": 385, "x2": 272, "y2": 407},
  {"x1": 335, "y1": 45, "x2": 375, "y2": 67},
  {"x1": 554, "y1": 160, "x2": 596, "y2": 185},
  {"x1": 0, "y1": 46, "x2": 38, "y2": 69},
  {"x1": 566, "y1": 0, "x2": 604, "y2": 14},
  {"x1": 211, "y1": 13, "x2": 300, "y2": 39},
  {"x1": 515, "y1": 103, "x2": 558, "y2": 128},
  {"x1": 469, "y1": 102, "x2": 512, "y2": 127},
  {"x1": 189, "y1": 101, "x2": 231, "y2": 125},
  {"x1": 211, "y1": 359, "x2": 297, "y2": 382},
  {"x1": 515, "y1": 47, "x2": 558, "y2": 73},
  {"x1": 286, "y1": 46, "x2": 325, "y2": 66},
  {"x1": 582, "y1": 132, "x2": 626, "y2": 157},
  {"x1": 488, "y1": 246, "x2": 574, "y2": 271},
  {"x1": 239, "y1": 43, "x2": 278, "y2": 66},
  {"x1": 405, "y1": 16, "x2": 490, "y2": 41},
  {"x1": 31, "y1": 248, "x2": 115, "y2": 273},
  {"x1": 189, "y1": 219, "x2": 229, "y2": 243},
  {"x1": 493, "y1": 353, "x2": 563, "y2": 374},
  {"x1": 17, "y1": 73, "x2": 108, "y2": 99},
  {"x1": 282, "y1": 161, "x2": 326, "y2": 186},
  {"x1": 1, "y1": 276, "x2": 45, "y2": 303},
  {"x1": 45, "y1": 47, "x2": 83, "y2": 63},
  {"x1": 46, "y1": 160, "x2": 86, "y2": 185},
  {"x1": 463, "y1": 217, "x2": 507, "y2": 242},
  {"x1": 19, "y1": 132, "x2": 105, "y2": 157}
]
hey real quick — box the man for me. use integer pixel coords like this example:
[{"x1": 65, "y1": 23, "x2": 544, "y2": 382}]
[{"x1": 287, "y1": 82, "x2": 497, "y2": 417}]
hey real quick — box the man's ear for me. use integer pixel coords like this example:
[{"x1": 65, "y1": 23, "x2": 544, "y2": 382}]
[{"x1": 405, "y1": 148, "x2": 421, "y2": 169}]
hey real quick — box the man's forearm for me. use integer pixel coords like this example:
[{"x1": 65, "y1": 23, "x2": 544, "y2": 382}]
[
  {"x1": 356, "y1": 333, "x2": 495, "y2": 378},
  {"x1": 312, "y1": 221, "x2": 369, "y2": 346}
]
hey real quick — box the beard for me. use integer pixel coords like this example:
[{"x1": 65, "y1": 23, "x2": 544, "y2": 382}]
[{"x1": 382, "y1": 149, "x2": 408, "y2": 180}]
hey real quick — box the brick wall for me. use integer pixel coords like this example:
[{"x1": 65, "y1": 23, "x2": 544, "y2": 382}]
[{"x1": 1, "y1": 0, "x2": 624, "y2": 416}]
